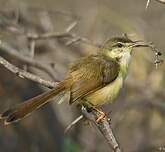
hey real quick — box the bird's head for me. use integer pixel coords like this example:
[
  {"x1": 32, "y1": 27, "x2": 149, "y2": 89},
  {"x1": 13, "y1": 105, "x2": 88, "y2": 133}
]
[{"x1": 101, "y1": 37, "x2": 149, "y2": 64}]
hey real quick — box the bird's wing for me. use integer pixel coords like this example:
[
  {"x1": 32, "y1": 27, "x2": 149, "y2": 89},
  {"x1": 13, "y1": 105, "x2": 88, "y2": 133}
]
[{"x1": 67, "y1": 55, "x2": 120, "y2": 104}]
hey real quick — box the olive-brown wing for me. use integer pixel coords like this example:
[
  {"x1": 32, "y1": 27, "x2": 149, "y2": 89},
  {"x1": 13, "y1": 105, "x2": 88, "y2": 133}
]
[{"x1": 67, "y1": 55, "x2": 120, "y2": 104}]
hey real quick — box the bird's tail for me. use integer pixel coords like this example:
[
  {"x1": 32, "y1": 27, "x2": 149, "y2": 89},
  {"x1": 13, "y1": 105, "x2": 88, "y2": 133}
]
[{"x1": 0, "y1": 80, "x2": 69, "y2": 125}]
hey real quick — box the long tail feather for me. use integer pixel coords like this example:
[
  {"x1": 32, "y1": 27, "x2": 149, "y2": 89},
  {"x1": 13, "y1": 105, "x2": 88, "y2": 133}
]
[{"x1": 0, "y1": 82, "x2": 67, "y2": 125}]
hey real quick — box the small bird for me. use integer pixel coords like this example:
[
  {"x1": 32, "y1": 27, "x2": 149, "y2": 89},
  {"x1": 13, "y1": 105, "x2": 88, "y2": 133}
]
[{"x1": 0, "y1": 36, "x2": 148, "y2": 125}]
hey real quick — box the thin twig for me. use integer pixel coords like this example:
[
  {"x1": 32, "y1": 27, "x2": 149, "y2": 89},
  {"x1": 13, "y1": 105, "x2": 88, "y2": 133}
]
[
  {"x1": 146, "y1": 0, "x2": 165, "y2": 9},
  {"x1": 155, "y1": 0, "x2": 165, "y2": 4},
  {"x1": 64, "y1": 115, "x2": 84, "y2": 133},
  {"x1": 0, "y1": 40, "x2": 59, "y2": 81},
  {"x1": 27, "y1": 31, "x2": 70, "y2": 40},
  {"x1": 29, "y1": 39, "x2": 35, "y2": 58},
  {"x1": 26, "y1": 31, "x2": 99, "y2": 47},
  {"x1": 26, "y1": 21, "x2": 77, "y2": 40},
  {"x1": 65, "y1": 21, "x2": 77, "y2": 33},
  {"x1": 65, "y1": 33, "x2": 99, "y2": 47},
  {"x1": 0, "y1": 56, "x2": 57, "y2": 89},
  {"x1": 146, "y1": 0, "x2": 151, "y2": 9},
  {"x1": 25, "y1": 22, "x2": 99, "y2": 48}
]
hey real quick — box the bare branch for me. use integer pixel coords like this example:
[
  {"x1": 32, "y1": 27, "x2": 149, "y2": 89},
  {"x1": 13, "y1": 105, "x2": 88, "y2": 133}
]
[
  {"x1": 26, "y1": 21, "x2": 77, "y2": 40},
  {"x1": 25, "y1": 21, "x2": 100, "y2": 48},
  {"x1": 155, "y1": 0, "x2": 165, "y2": 4},
  {"x1": 64, "y1": 115, "x2": 84, "y2": 133},
  {"x1": 0, "y1": 56, "x2": 57, "y2": 89},
  {"x1": 81, "y1": 107, "x2": 122, "y2": 152},
  {"x1": 27, "y1": 31, "x2": 70, "y2": 40},
  {"x1": 65, "y1": 21, "x2": 78, "y2": 33},
  {"x1": 26, "y1": 30, "x2": 99, "y2": 47},
  {"x1": 0, "y1": 40, "x2": 59, "y2": 81},
  {"x1": 146, "y1": 0, "x2": 165, "y2": 9},
  {"x1": 29, "y1": 39, "x2": 35, "y2": 58},
  {"x1": 146, "y1": 0, "x2": 151, "y2": 9}
]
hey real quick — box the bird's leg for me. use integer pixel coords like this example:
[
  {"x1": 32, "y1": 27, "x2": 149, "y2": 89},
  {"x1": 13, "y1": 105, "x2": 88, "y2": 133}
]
[
  {"x1": 81, "y1": 103, "x2": 107, "y2": 123},
  {"x1": 92, "y1": 107, "x2": 106, "y2": 123}
]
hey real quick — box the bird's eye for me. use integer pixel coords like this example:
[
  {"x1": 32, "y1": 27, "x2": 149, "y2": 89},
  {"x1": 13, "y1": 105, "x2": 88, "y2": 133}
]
[
  {"x1": 116, "y1": 43, "x2": 123, "y2": 48},
  {"x1": 112, "y1": 42, "x2": 123, "y2": 48}
]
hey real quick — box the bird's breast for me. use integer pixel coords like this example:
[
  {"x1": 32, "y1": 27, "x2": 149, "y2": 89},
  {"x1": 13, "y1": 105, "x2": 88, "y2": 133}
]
[{"x1": 85, "y1": 76, "x2": 123, "y2": 106}]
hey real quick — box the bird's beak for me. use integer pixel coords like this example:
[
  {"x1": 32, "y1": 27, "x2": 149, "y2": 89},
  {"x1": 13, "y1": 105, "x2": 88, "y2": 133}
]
[{"x1": 129, "y1": 40, "x2": 152, "y2": 48}]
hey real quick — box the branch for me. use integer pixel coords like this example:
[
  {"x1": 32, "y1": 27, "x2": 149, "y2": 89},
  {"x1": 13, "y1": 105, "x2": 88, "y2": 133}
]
[
  {"x1": 146, "y1": 0, "x2": 165, "y2": 9},
  {"x1": 0, "y1": 56, "x2": 57, "y2": 89},
  {"x1": 26, "y1": 21, "x2": 100, "y2": 48},
  {"x1": 0, "y1": 40, "x2": 59, "y2": 81},
  {"x1": 27, "y1": 31, "x2": 99, "y2": 47},
  {"x1": 155, "y1": 0, "x2": 165, "y2": 4},
  {"x1": 81, "y1": 107, "x2": 122, "y2": 152}
]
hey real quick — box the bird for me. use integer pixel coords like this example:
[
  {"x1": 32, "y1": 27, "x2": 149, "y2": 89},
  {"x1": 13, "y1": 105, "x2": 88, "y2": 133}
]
[{"x1": 0, "y1": 36, "x2": 148, "y2": 125}]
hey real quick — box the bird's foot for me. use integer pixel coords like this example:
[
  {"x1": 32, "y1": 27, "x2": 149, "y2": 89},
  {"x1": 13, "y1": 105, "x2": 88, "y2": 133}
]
[
  {"x1": 92, "y1": 107, "x2": 106, "y2": 123},
  {"x1": 80, "y1": 104, "x2": 109, "y2": 123}
]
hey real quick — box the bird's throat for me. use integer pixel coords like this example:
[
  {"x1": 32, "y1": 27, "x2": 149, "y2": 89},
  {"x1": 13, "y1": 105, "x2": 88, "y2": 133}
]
[{"x1": 119, "y1": 53, "x2": 131, "y2": 79}]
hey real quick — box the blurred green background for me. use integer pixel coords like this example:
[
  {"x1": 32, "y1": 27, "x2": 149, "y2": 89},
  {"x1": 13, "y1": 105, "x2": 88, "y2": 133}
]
[{"x1": 0, "y1": 0, "x2": 164, "y2": 152}]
